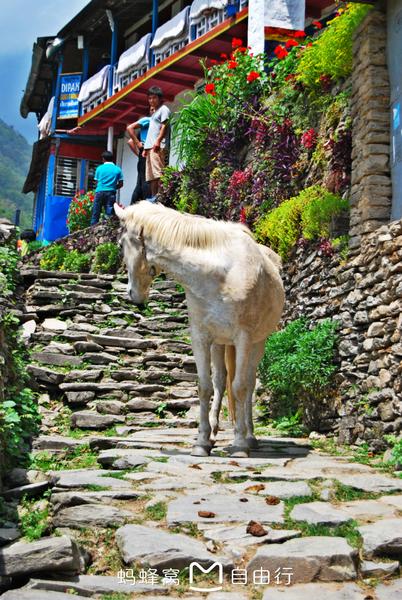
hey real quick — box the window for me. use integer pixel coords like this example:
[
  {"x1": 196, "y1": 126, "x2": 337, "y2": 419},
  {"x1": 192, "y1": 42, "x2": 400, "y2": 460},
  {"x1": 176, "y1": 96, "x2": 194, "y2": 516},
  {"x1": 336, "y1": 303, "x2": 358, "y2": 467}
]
[{"x1": 54, "y1": 156, "x2": 79, "y2": 196}]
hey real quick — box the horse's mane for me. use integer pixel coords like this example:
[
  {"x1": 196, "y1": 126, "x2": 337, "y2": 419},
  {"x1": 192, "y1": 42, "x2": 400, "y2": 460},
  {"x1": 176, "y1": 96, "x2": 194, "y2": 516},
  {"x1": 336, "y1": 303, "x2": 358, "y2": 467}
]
[{"x1": 122, "y1": 201, "x2": 254, "y2": 250}]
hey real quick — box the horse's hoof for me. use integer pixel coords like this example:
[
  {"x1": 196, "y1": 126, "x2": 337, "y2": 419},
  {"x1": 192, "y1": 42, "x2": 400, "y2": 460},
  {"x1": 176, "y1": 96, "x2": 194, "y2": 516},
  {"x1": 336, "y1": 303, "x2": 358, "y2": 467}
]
[
  {"x1": 191, "y1": 445, "x2": 211, "y2": 457},
  {"x1": 230, "y1": 447, "x2": 250, "y2": 458},
  {"x1": 247, "y1": 436, "x2": 259, "y2": 449}
]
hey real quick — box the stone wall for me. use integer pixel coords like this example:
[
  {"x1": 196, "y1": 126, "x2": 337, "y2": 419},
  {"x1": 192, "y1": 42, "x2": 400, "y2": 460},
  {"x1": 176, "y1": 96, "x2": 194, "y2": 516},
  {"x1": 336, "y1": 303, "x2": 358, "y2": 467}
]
[
  {"x1": 349, "y1": 7, "x2": 392, "y2": 249},
  {"x1": 282, "y1": 218, "x2": 402, "y2": 450}
]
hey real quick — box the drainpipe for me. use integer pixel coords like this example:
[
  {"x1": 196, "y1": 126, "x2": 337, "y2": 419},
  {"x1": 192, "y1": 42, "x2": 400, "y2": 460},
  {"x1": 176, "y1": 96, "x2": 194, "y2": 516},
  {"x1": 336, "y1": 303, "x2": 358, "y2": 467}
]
[
  {"x1": 152, "y1": 0, "x2": 159, "y2": 35},
  {"x1": 107, "y1": 126, "x2": 114, "y2": 152},
  {"x1": 80, "y1": 40, "x2": 89, "y2": 117},
  {"x1": 51, "y1": 52, "x2": 64, "y2": 133},
  {"x1": 106, "y1": 9, "x2": 118, "y2": 97}
]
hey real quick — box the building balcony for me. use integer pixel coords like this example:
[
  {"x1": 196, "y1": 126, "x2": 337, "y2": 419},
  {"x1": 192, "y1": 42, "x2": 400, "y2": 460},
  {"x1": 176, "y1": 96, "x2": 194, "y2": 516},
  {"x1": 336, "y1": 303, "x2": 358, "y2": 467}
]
[{"x1": 77, "y1": 1, "x2": 249, "y2": 132}]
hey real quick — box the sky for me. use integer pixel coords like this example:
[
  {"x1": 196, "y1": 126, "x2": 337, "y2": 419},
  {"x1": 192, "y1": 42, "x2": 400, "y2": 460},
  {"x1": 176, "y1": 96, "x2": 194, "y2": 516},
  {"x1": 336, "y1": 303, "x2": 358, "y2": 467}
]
[{"x1": 0, "y1": 0, "x2": 88, "y2": 143}]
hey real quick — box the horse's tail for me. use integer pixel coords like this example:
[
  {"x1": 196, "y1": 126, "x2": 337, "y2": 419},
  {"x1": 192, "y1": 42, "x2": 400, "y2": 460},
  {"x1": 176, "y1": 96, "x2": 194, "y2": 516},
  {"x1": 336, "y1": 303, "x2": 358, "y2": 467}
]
[{"x1": 225, "y1": 345, "x2": 236, "y2": 422}]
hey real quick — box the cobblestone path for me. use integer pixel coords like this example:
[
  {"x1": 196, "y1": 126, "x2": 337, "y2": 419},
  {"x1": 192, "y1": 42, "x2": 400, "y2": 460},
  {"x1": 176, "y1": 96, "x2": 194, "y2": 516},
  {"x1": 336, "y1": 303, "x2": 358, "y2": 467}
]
[{"x1": 1, "y1": 269, "x2": 402, "y2": 600}]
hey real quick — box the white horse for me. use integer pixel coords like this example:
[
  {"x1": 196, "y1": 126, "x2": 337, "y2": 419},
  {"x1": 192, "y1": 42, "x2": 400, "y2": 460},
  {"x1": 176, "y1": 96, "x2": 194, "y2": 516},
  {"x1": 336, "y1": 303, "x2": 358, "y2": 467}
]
[{"x1": 114, "y1": 201, "x2": 285, "y2": 457}]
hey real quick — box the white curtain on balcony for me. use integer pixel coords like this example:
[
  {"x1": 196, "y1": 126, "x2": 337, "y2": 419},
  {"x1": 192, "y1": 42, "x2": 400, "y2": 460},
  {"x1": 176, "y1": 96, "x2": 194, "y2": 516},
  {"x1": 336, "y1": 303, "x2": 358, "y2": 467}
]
[
  {"x1": 190, "y1": 0, "x2": 229, "y2": 20},
  {"x1": 264, "y1": 0, "x2": 305, "y2": 30},
  {"x1": 116, "y1": 33, "x2": 152, "y2": 75},
  {"x1": 38, "y1": 96, "x2": 55, "y2": 138},
  {"x1": 150, "y1": 6, "x2": 190, "y2": 49},
  {"x1": 78, "y1": 65, "x2": 110, "y2": 103}
]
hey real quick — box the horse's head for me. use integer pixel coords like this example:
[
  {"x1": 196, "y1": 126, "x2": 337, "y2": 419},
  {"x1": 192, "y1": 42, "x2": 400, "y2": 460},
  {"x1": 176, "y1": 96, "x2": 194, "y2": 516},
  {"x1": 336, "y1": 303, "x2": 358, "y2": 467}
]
[{"x1": 114, "y1": 203, "x2": 156, "y2": 304}]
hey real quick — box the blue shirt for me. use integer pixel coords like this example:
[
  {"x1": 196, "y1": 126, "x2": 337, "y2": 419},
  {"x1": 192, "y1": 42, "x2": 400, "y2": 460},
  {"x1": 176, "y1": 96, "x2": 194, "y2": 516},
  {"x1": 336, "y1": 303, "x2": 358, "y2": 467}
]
[
  {"x1": 137, "y1": 117, "x2": 150, "y2": 143},
  {"x1": 95, "y1": 162, "x2": 123, "y2": 192}
]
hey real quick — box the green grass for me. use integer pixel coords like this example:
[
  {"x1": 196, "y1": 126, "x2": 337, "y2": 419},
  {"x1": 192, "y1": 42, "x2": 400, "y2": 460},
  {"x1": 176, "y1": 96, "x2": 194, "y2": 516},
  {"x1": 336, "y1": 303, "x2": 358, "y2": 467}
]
[
  {"x1": 20, "y1": 495, "x2": 50, "y2": 541},
  {"x1": 333, "y1": 481, "x2": 379, "y2": 502},
  {"x1": 171, "y1": 521, "x2": 201, "y2": 538},
  {"x1": 30, "y1": 444, "x2": 99, "y2": 471},
  {"x1": 281, "y1": 494, "x2": 362, "y2": 549},
  {"x1": 100, "y1": 470, "x2": 132, "y2": 480},
  {"x1": 148, "y1": 456, "x2": 169, "y2": 463},
  {"x1": 84, "y1": 484, "x2": 112, "y2": 491},
  {"x1": 144, "y1": 501, "x2": 167, "y2": 521}
]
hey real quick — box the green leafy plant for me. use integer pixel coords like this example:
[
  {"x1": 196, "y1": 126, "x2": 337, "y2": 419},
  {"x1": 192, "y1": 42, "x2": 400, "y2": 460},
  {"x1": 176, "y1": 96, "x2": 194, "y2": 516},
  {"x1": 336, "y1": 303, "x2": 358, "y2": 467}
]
[
  {"x1": 62, "y1": 250, "x2": 91, "y2": 273},
  {"x1": 384, "y1": 435, "x2": 402, "y2": 467},
  {"x1": 296, "y1": 4, "x2": 372, "y2": 88},
  {"x1": 271, "y1": 411, "x2": 305, "y2": 437},
  {"x1": 39, "y1": 244, "x2": 67, "y2": 271},
  {"x1": 258, "y1": 318, "x2": 338, "y2": 430},
  {"x1": 92, "y1": 242, "x2": 120, "y2": 274},
  {"x1": 172, "y1": 39, "x2": 267, "y2": 167},
  {"x1": 27, "y1": 240, "x2": 43, "y2": 253},
  {"x1": 19, "y1": 494, "x2": 50, "y2": 541},
  {"x1": 67, "y1": 190, "x2": 95, "y2": 233},
  {"x1": 0, "y1": 245, "x2": 19, "y2": 291},
  {"x1": 255, "y1": 185, "x2": 348, "y2": 258}
]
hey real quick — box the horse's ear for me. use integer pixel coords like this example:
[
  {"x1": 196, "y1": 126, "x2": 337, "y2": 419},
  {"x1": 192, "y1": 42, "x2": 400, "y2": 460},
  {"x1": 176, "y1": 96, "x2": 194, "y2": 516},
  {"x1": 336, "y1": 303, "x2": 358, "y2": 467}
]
[{"x1": 114, "y1": 203, "x2": 126, "y2": 221}]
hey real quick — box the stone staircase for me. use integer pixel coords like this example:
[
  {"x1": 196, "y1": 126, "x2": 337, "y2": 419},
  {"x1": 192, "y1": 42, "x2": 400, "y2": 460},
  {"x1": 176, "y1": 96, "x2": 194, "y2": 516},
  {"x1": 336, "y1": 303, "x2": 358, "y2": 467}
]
[
  {"x1": 1, "y1": 269, "x2": 402, "y2": 599},
  {"x1": 22, "y1": 269, "x2": 199, "y2": 437}
]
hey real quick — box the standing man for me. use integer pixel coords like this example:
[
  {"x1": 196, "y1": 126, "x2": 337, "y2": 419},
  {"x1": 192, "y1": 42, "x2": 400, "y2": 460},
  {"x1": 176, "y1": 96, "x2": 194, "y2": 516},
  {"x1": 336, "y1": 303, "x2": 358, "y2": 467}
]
[
  {"x1": 90, "y1": 151, "x2": 123, "y2": 225},
  {"x1": 126, "y1": 111, "x2": 152, "y2": 204},
  {"x1": 143, "y1": 86, "x2": 171, "y2": 202}
]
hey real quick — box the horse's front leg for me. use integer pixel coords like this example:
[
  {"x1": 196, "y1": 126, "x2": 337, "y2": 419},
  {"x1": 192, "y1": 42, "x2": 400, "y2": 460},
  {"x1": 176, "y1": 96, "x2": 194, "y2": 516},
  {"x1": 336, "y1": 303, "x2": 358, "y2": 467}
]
[
  {"x1": 209, "y1": 344, "x2": 226, "y2": 442},
  {"x1": 231, "y1": 336, "x2": 253, "y2": 458},
  {"x1": 191, "y1": 334, "x2": 213, "y2": 457}
]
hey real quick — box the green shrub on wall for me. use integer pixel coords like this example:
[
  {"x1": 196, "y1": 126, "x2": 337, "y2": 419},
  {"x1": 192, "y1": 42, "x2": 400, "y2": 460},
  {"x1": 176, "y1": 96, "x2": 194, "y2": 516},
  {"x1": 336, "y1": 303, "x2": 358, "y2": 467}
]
[
  {"x1": 39, "y1": 244, "x2": 67, "y2": 271},
  {"x1": 62, "y1": 250, "x2": 91, "y2": 273},
  {"x1": 0, "y1": 312, "x2": 41, "y2": 468},
  {"x1": 296, "y1": 3, "x2": 372, "y2": 88},
  {"x1": 258, "y1": 318, "x2": 338, "y2": 429},
  {"x1": 255, "y1": 185, "x2": 348, "y2": 258},
  {"x1": 92, "y1": 242, "x2": 120, "y2": 274}
]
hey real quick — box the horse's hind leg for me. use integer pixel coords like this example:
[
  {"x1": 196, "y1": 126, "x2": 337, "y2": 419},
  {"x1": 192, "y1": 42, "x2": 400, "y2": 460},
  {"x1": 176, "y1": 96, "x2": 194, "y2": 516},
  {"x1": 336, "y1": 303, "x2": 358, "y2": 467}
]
[
  {"x1": 210, "y1": 344, "x2": 226, "y2": 442},
  {"x1": 245, "y1": 340, "x2": 266, "y2": 449},
  {"x1": 190, "y1": 334, "x2": 213, "y2": 457}
]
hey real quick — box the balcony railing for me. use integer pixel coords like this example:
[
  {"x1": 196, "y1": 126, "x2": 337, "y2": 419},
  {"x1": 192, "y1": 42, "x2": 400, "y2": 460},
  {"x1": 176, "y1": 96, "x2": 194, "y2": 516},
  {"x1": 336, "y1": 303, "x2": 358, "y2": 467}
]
[{"x1": 79, "y1": 0, "x2": 247, "y2": 115}]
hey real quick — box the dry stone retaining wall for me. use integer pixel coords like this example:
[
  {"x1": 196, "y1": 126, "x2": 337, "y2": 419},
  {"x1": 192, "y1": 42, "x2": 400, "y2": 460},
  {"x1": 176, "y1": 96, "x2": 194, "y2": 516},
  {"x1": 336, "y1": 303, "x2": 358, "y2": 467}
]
[
  {"x1": 282, "y1": 218, "x2": 402, "y2": 450},
  {"x1": 349, "y1": 7, "x2": 392, "y2": 248}
]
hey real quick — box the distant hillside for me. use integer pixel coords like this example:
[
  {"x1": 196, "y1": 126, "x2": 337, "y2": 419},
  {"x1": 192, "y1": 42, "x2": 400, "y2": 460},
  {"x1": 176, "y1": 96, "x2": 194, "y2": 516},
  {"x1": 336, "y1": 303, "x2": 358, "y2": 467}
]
[{"x1": 0, "y1": 119, "x2": 34, "y2": 229}]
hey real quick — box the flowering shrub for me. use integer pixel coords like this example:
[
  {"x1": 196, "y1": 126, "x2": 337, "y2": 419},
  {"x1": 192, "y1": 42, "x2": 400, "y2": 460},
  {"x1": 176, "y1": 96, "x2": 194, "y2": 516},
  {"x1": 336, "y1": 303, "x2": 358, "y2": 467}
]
[
  {"x1": 255, "y1": 185, "x2": 348, "y2": 258},
  {"x1": 172, "y1": 38, "x2": 267, "y2": 167},
  {"x1": 296, "y1": 4, "x2": 372, "y2": 88},
  {"x1": 67, "y1": 190, "x2": 95, "y2": 233}
]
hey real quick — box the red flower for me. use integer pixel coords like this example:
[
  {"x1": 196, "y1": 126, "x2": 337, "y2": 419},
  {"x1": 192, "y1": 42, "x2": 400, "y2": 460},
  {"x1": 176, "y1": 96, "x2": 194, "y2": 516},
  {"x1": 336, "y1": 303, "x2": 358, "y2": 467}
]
[
  {"x1": 210, "y1": 59, "x2": 218, "y2": 65},
  {"x1": 232, "y1": 37, "x2": 243, "y2": 49},
  {"x1": 274, "y1": 45, "x2": 288, "y2": 60},
  {"x1": 228, "y1": 60, "x2": 238, "y2": 69},
  {"x1": 285, "y1": 73, "x2": 296, "y2": 82},
  {"x1": 246, "y1": 70, "x2": 260, "y2": 83},
  {"x1": 220, "y1": 52, "x2": 228, "y2": 59},
  {"x1": 236, "y1": 46, "x2": 247, "y2": 54},
  {"x1": 307, "y1": 42, "x2": 313, "y2": 47},
  {"x1": 301, "y1": 128, "x2": 317, "y2": 149},
  {"x1": 285, "y1": 39, "x2": 298, "y2": 49},
  {"x1": 205, "y1": 83, "x2": 216, "y2": 96},
  {"x1": 312, "y1": 20, "x2": 323, "y2": 29},
  {"x1": 239, "y1": 207, "x2": 247, "y2": 224},
  {"x1": 293, "y1": 30, "x2": 306, "y2": 38}
]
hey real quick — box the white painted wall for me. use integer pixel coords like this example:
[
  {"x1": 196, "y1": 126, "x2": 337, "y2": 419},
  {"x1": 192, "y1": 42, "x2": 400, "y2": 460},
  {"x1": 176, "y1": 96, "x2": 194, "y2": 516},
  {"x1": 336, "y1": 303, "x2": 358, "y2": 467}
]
[{"x1": 116, "y1": 136, "x2": 139, "y2": 206}]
